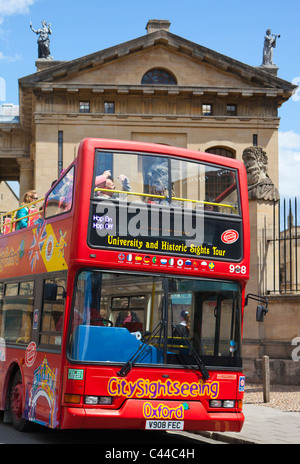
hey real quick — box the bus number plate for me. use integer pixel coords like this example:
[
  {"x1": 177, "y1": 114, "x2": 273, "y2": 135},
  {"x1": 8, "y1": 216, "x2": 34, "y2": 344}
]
[{"x1": 146, "y1": 420, "x2": 184, "y2": 430}]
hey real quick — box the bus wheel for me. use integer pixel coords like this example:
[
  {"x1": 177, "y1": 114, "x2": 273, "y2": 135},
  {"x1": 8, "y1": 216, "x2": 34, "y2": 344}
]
[{"x1": 9, "y1": 370, "x2": 33, "y2": 432}]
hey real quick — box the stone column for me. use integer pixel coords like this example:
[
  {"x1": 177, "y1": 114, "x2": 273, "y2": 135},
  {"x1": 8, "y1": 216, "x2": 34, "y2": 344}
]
[
  {"x1": 242, "y1": 146, "x2": 280, "y2": 378},
  {"x1": 17, "y1": 158, "x2": 34, "y2": 202}
]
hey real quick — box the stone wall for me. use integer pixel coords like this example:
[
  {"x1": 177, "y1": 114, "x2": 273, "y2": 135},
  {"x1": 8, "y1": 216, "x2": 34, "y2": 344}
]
[{"x1": 243, "y1": 295, "x2": 300, "y2": 385}]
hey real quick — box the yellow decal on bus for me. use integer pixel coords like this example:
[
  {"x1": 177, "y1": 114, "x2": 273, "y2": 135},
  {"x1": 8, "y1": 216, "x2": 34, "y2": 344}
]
[{"x1": 40, "y1": 224, "x2": 68, "y2": 271}]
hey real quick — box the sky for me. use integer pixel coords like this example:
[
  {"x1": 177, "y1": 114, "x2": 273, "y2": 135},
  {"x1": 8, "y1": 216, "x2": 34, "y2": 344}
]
[{"x1": 0, "y1": 0, "x2": 299, "y2": 199}]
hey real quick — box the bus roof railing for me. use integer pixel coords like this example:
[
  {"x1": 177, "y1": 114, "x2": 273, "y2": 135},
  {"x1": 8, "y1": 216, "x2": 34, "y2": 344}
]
[
  {"x1": 0, "y1": 197, "x2": 44, "y2": 234},
  {"x1": 94, "y1": 188, "x2": 237, "y2": 213}
]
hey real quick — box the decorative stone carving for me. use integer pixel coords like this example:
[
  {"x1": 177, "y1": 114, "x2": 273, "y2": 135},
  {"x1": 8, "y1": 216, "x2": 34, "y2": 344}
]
[
  {"x1": 242, "y1": 146, "x2": 279, "y2": 201},
  {"x1": 262, "y1": 29, "x2": 281, "y2": 66},
  {"x1": 30, "y1": 20, "x2": 52, "y2": 59}
]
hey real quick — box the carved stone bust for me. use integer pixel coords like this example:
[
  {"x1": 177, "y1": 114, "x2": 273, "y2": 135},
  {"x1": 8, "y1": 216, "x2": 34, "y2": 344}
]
[{"x1": 242, "y1": 146, "x2": 279, "y2": 201}]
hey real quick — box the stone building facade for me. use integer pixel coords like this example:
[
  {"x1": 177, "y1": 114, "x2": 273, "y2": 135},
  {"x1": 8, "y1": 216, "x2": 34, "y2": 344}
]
[
  {"x1": 14, "y1": 20, "x2": 294, "y2": 198},
  {"x1": 0, "y1": 181, "x2": 19, "y2": 215},
  {"x1": 0, "y1": 20, "x2": 298, "y2": 382}
]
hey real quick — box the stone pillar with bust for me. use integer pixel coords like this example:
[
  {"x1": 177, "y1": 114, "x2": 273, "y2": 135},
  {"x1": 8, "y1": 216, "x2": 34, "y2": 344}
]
[{"x1": 241, "y1": 146, "x2": 280, "y2": 376}]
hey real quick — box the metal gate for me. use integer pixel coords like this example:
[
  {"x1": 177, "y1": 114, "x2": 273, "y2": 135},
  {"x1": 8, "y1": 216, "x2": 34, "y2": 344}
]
[{"x1": 267, "y1": 198, "x2": 299, "y2": 294}]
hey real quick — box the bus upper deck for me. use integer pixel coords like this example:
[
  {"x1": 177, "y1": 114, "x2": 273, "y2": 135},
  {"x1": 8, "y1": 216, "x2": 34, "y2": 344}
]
[{"x1": 0, "y1": 138, "x2": 250, "y2": 282}]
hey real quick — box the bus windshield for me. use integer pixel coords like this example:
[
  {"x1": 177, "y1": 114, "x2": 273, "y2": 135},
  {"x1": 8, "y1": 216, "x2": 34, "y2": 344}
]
[{"x1": 68, "y1": 270, "x2": 242, "y2": 369}]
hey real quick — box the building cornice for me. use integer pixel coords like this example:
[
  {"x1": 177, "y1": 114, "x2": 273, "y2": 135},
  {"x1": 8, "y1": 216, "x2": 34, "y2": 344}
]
[{"x1": 27, "y1": 83, "x2": 290, "y2": 103}]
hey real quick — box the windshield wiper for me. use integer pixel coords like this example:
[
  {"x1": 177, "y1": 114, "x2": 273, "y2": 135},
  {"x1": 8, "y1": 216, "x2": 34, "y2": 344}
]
[
  {"x1": 172, "y1": 323, "x2": 210, "y2": 380},
  {"x1": 117, "y1": 320, "x2": 166, "y2": 377}
]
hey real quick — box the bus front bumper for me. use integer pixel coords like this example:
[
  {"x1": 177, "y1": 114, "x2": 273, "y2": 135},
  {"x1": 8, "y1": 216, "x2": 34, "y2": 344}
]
[{"x1": 60, "y1": 399, "x2": 245, "y2": 432}]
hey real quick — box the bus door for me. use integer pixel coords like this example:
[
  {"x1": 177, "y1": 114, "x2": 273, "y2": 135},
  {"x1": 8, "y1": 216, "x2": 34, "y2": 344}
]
[{"x1": 21, "y1": 272, "x2": 67, "y2": 428}]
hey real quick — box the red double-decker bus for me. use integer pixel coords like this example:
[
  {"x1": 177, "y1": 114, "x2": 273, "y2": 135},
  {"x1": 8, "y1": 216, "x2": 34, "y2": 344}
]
[{"x1": 0, "y1": 138, "x2": 265, "y2": 433}]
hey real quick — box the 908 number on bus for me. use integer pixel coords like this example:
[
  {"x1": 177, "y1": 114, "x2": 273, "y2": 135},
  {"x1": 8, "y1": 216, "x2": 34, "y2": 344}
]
[{"x1": 229, "y1": 264, "x2": 246, "y2": 274}]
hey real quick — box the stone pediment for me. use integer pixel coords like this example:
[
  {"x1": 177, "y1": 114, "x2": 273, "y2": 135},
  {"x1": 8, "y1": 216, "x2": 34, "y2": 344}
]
[{"x1": 19, "y1": 29, "x2": 295, "y2": 98}]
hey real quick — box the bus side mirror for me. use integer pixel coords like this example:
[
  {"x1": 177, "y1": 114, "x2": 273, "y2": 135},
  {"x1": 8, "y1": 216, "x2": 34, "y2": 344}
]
[
  {"x1": 44, "y1": 283, "x2": 57, "y2": 301},
  {"x1": 44, "y1": 283, "x2": 66, "y2": 301},
  {"x1": 245, "y1": 293, "x2": 268, "y2": 322},
  {"x1": 256, "y1": 304, "x2": 268, "y2": 322}
]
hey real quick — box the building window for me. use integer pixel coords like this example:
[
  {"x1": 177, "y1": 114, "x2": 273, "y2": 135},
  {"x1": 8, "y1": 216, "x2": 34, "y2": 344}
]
[
  {"x1": 206, "y1": 147, "x2": 236, "y2": 159},
  {"x1": 226, "y1": 104, "x2": 237, "y2": 116},
  {"x1": 202, "y1": 104, "x2": 212, "y2": 116},
  {"x1": 141, "y1": 69, "x2": 177, "y2": 85},
  {"x1": 104, "y1": 102, "x2": 115, "y2": 114},
  {"x1": 79, "y1": 101, "x2": 90, "y2": 113},
  {"x1": 253, "y1": 134, "x2": 258, "y2": 146}
]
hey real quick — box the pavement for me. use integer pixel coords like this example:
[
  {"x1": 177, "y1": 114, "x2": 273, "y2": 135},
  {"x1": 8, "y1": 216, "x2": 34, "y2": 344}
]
[{"x1": 198, "y1": 404, "x2": 300, "y2": 444}]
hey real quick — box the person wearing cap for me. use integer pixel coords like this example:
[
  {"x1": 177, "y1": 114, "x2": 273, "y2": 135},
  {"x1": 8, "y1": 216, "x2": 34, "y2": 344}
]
[{"x1": 173, "y1": 310, "x2": 190, "y2": 337}]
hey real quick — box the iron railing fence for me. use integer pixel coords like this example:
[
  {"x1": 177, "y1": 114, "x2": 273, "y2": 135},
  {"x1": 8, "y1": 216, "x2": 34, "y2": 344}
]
[{"x1": 266, "y1": 197, "x2": 300, "y2": 294}]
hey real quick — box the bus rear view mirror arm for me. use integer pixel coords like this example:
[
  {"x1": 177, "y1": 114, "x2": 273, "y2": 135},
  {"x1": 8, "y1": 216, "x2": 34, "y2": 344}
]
[{"x1": 245, "y1": 293, "x2": 269, "y2": 322}]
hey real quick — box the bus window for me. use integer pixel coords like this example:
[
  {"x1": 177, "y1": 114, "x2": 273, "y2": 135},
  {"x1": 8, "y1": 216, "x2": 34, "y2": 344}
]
[
  {"x1": 1, "y1": 281, "x2": 34, "y2": 344},
  {"x1": 171, "y1": 159, "x2": 239, "y2": 214},
  {"x1": 40, "y1": 275, "x2": 67, "y2": 347},
  {"x1": 5, "y1": 283, "x2": 18, "y2": 296},
  {"x1": 93, "y1": 151, "x2": 169, "y2": 203},
  {"x1": 19, "y1": 281, "x2": 34, "y2": 295},
  {"x1": 45, "y1": 166, "x2": 74, "y2": 218},
  {"x1": 93, "y1": 150, "x2": 239, "y2": 214},
  {"x1": 68, "y1": 271, "x2": 158, "y2": 362}
]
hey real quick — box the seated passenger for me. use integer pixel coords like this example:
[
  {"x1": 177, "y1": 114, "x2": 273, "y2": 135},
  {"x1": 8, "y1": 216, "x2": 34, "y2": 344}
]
[
  {"x1": 95, "y1": 170, "x2": 130, "y2": 198},
  {"x1": 16, "y1": 190, "x2": 38, "y2": 230},
  {"x1": 3, "y1": 216, "x2": 14, "y2": 234},
  {"x1": 34, "y1": 205, "x2": 44, "y2": 227},
  {"x1": 115, "y1": 303, "x2": 140, "y2": 327}
]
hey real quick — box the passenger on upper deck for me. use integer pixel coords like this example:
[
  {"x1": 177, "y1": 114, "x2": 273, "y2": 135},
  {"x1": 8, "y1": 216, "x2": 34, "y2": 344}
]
[
  {"x1": 95, "y1": 170, "x2": 130, "y2": 199},
  {"x1": 34, "y1": 205, "x2": 44, "y2": 228},
  {"x1": 16, "y1": 190, "x2": 38, "y2": 230}
]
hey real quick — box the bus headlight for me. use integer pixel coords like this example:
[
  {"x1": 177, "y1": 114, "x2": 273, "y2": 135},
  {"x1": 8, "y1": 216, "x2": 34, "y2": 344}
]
[
  {"x1": 223, "y1": 400, "x2": 235, "y2": 408},
  {"x1": 209, "y1": 399, "x2": 235, "y2": 408},
  {"x1": 209, "y1": 400, "x2": 222, "y2": 408},
  {"x1": 84, "y1": 396, "x2": 113, "y2": 405},
  {"x1": 85, "y1": 396, "x2": 98, "y2": 405},
  {"x1": 99, "y1": 396, "x2": 113, "y2": 405}
]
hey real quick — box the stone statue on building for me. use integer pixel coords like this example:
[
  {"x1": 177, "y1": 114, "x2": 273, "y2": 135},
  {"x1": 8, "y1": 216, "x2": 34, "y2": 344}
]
[
  {"x1": 30, "y1": 20, "x2": 52, "y2": 59},
  {"x1": 262, "y1": 29, "x2": 280, "y2": 66},
  {"x1": 242, "y1": 146, "x2": 280, "y2": 201}
]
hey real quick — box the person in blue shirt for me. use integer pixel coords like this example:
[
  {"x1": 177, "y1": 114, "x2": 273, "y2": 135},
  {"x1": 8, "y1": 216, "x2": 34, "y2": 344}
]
[{"x1": 16, "y1": 190, "x2": 38, "y2": 230}]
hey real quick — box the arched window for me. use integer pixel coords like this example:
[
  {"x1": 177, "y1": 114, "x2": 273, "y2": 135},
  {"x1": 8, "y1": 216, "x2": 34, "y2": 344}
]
[
  {"x1": 141, "y1": 69, "x2": 177, "y2": 85},
  {"x1": 205, "y1": 147, "x2": 236, "y2": 159}
]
